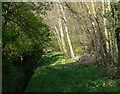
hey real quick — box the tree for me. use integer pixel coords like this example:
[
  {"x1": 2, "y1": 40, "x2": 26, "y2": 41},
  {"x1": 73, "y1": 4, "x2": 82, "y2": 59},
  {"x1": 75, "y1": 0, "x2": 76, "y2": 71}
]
[
  {"x1": 59, "y1": 2, "x2": 76, "y2": 59},
  {"x1": 2, "y1": 2, "x2": 52, "y2": 92}
]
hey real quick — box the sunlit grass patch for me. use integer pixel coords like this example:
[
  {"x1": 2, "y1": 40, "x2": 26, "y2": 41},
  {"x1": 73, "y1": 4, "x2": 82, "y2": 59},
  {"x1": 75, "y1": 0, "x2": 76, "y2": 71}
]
[
  {"x1": 26, "y1": 52, "x2": 120, "y2": 92},
  {"x1": 49, "y1": 58, "x2": 76, "y2": 66}
]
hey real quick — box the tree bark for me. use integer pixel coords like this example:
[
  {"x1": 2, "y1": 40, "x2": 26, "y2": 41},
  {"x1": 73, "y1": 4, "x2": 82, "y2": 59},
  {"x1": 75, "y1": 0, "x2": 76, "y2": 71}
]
[
  {"x1": 59, "y1": 2, "x2": 76, "y2": 59},
  {"x1": 56, "y1": 2, "x2": 67, "y2": 54},
  {"x1": 102, "y1": 0, "x2": 109, "y2": 52},
  {"x1": 55, "y1": 26, "x2": 62, "y2": 52},
  {"x1": 114, "y1": 27, "x2": 120, "y2": 78}
]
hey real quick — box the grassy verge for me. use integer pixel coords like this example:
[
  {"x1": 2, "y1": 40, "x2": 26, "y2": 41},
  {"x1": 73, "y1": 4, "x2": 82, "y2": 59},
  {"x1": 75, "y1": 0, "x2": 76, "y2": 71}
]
[{"x1": 26, "y1": 52, "x2": 120, "y2": 92}]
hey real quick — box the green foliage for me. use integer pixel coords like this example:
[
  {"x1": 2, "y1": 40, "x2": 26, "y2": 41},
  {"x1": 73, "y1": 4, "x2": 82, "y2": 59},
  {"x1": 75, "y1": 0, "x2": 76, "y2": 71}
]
[
  {"x1": 26, "y1": 53, "x2": 120, "y2": 92},
  {"x1": 2, "y1": 2, "x2": 53, "y2": 92},
  {"x1": 2, "y1": 2, "x2": 52, "y2": 62},
  {"x1": 50, "y1": 39, "x2": 60, "y2": 52},
  {"x1": 2, "y1": 2, "x2": 120, "y2": 93}
]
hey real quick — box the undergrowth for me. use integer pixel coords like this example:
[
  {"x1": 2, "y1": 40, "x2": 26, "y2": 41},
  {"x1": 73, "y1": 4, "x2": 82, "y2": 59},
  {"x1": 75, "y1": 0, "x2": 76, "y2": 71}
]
[{"x1": 26, "y1": 52, "x2": 120, "y2": 92}]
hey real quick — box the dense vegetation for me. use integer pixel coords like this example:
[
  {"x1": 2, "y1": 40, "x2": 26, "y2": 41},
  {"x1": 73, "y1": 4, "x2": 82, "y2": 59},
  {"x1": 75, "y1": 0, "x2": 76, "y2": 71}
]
[
  {"x1": 2, "y1": 2, "x2": 52, "y2": 92},
  {"x1": 26, "y1": 53, "x2": 120, "y2": 92},
  {"x1": 2, "y1": 1, "x2": 120, "y2": 93}
]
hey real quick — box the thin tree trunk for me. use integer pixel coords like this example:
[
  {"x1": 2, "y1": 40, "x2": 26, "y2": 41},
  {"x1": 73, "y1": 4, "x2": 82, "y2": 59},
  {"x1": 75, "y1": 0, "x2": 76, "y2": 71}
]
[
  {"x1": 83, "y1": 1, "x2": 108, "y2": 65},
  {"x1": 115, "y1": 28, "x2": 120, "y2": 78},
  {"x1": 106, "y1": 0, "x2": 115, "y2": 64},
  {"x1": 91, "y1": 0, "x2": 109, "y2": 65},
  {"x1": 55, "y1": 26, "x2": 62, "y2": 52},
  {"x1": 59, "y1": 17, "x2": 67, "y2": 53},
  {"x1": 59, "y1": 2, "x2": 76, "y2": 59},
  {"x1": 102, "y1": 0, "x2": 109, "y2": 52},
  {"x1": 56, "y1": 2, "x2": 67, "y2": 54}
]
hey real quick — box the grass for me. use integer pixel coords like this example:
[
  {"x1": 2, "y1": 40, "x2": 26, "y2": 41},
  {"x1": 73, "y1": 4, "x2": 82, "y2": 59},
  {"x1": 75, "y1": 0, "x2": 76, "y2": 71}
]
[{"x1": 26, "y1": 52, "x2": 120, "y2": 92}]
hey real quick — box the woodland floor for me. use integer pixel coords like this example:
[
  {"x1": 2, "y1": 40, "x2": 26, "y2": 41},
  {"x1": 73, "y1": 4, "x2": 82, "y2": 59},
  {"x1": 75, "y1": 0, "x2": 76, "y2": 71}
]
[{"x1": 26, "y1": 52, "x2": 120, "y2": 92}]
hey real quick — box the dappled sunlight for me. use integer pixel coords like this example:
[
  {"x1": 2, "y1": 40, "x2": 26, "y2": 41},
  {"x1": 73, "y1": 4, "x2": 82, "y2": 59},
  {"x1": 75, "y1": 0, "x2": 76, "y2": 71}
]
[
  {"x1": 26, "y1": 53, "x2": 120, "y2": 92},
  {"x1": 3, "y1": 2, "x2": 120, "y2": 93},
  {"x1": 49, "y1": 58, "x2": 76, "y2": 66},
  {"x1": 42, "y1": 52, "x2": 77, "y2": 67}
]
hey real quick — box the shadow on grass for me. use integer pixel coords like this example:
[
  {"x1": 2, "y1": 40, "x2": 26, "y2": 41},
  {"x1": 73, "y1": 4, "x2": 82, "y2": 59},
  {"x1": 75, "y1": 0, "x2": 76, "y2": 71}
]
[{"x1": 26, "y1": 53, "x2": 120, "y2": 92}]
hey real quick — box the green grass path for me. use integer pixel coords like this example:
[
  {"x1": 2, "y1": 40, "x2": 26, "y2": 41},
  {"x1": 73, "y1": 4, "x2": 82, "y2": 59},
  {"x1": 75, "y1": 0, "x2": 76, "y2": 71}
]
[{"x1": 26, "y1": 53, "x2": 120, "y2": 92}]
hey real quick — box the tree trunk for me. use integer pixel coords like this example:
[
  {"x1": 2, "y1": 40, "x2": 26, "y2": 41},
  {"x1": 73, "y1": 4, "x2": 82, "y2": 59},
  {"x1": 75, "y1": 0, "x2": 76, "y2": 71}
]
[
  {"x1": 59, "y1": 2, "x2": 76, "y2": 59},
  {"x1": 102, "y1": 0, "x2": 109, "y2": 52},
  {"x1": 116, "y1": 28, "x2": 120, "y2": 78},
  {"x1": 56, "y1": 2, "x2": 67, "y2": 54},
  {"x1": 55, "y1": 26, "x2": 62, "y2": 52}
]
